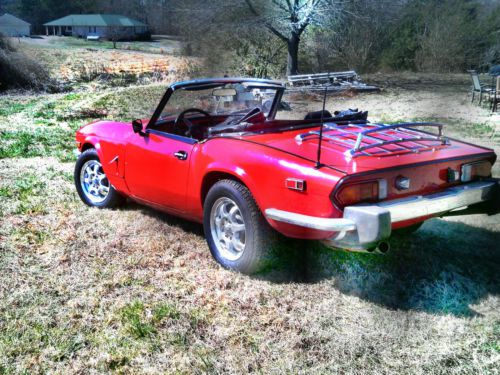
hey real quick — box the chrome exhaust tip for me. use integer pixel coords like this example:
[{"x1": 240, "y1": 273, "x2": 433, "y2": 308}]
[{"x1": 376, "y1": 241, "x2": 390, "y2": 254}]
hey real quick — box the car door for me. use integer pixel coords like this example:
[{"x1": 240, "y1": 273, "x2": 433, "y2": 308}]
[{"x1": 124, "y1": 129, "x2": 196, "y2": 213}]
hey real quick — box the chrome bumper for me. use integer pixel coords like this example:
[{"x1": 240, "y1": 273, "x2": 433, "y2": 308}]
[{"x1": 265, "y1": 180, "x2": 500, "y2": 251}]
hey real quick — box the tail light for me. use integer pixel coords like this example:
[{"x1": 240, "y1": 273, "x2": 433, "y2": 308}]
[
  {"x1": 334, "y1": 179, "x2": 387, "y2": 207},
  {"x1": 461, "y1": 161, "x2": 492, "y2": 182}
]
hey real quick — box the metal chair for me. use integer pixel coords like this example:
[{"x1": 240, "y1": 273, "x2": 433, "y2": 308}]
[
  {"x1": 490, "y1": 76, "x2": 499, "y2": 112},
  {"x1": 468, "y1": 70, "x2": 493, "y2": 105}
]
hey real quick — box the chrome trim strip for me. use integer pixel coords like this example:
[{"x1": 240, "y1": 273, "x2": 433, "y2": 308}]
[
  {"x1": 147, "y1": 129, "x2": 198, "y2": 145},
  {"x1": 266, "y1": 180, "x2": 498, "y2": 231},
  {"x1": 265, "y1": 208, "x2": 356, "y2": 231},
  {"x1": 375, "y1": 180, "x2": 498, "y2": 223}
]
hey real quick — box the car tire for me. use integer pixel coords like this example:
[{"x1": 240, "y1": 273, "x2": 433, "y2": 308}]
[
  {"x1": 203, "y1": 179, "x2": 275, "y2": 274},
  {"x1": 74, "y1": 148, "x2": 125, "y2": 208}
]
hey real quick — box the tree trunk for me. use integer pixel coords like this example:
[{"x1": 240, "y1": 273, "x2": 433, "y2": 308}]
[{"x1": 287, "y1": 32, "x2": 300, "y2": 76}]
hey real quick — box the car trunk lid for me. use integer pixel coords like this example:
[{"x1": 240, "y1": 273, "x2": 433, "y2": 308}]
[{"x1": 244, "y1": 122, "x2": 494, "y2": 174}]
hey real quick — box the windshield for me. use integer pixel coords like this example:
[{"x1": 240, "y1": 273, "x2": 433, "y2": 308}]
[{"x1": 159, "y1": 83, "x2": 280, "y2": 120}]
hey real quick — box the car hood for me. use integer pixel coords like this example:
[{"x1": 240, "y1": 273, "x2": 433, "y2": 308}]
[
  {"x1": 243, "y1": 125, "x2": 495, "y2": 174},
  {"x1": 77, "y1": 120, "x2": 140, "y2": 140}
]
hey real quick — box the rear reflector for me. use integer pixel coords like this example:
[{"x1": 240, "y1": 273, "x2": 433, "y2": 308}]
[{"x1": 285, "y1": 178, "x2": 306, "y2": 191}]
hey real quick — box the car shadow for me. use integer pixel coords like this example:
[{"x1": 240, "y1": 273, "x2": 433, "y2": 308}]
[
  {"x1": 121, "y1": 200, "x2": 205, "y2": 236},
  {"x1": 283, "y1": 218, "x2": 500, "y2": 317},
  {"x1": 119, "y1": 201, "x2": 499, "y2": 317}
]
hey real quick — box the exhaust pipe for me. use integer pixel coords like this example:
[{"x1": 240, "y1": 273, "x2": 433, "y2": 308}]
[{"x1": 375, "y1": 241, "x2": 390, "y2": 254}]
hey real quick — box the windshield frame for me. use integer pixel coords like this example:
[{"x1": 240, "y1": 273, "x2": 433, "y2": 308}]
[{"x1": 147, "y1": 78, "x2": 285, "y2": 130}]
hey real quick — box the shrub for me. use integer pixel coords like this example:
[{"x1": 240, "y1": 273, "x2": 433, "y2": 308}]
[{"x1": 0, "y1": 34, "x2": 52, "y2": 91}]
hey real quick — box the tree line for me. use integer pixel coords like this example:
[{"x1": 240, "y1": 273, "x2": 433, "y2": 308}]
[{"x1": 2, "y1": 0, "x2": 499, "y2": 76}]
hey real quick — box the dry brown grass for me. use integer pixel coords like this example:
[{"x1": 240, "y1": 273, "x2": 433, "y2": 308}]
[
  {"x1": 0, "y1": 158, "x2": 499, "y2": 373},
  {"x1": 0, "y1": 73, "x2": 499, "y2": 373},
  {"x1": 18, "y1": 39, "x2": 200, "y2": 87}
]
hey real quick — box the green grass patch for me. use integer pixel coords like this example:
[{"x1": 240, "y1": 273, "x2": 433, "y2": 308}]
[
  {"x1": 0, "y1": 99, "x2": 37, "y2": 117},
  {"x1": 13, "y1": 226, "x2": 51, "y2": 245},
  {"x1": 62, "y1": 93, "x2": 82, "y2": 102},
  {"x1": 119, "y1": 301, "x2": 156, "y2": 339},
  {"x1": 0, "y1": 87, "x2": 168, "y2": 163},
  {"x1": 92, "y1": 85, "x2": 165, "y2": 120},
  {"x1": 0, "y1": 172, "x2": 49, "y2": 216},
  {"x1": 42, "y1": 37, "x2": 178, "y2": 55},
  {"x1": 32, "y1": 99, "x2": 96, "y2": 122},
  {"x1": 12, "y1": 173, "x2": 45, "y2": 200},
  {"x1": 119, "y1": 300, "x2": 184, "y2": 342},
  {"x1": 0, "y1": 291, "x2": 90, "y2": 369},
  {"x1": 0, "y1": 321, "x2": 87, "y2": 366},
  {"x1": 33, "y1": 101, "x2": 57, "y2": 119},
  {"x1": 48, "y1": 37, "x2": 116, "y2": 50},
  {"x1": 0, "y1": 128, "x2": 76, "y2": 161},
  {"x1": 152, "y1": 303, "x2": 181, "y2": 323}
]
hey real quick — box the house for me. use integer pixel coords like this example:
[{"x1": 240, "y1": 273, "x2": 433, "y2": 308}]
[
  {"x1": 43, "y1": 14, "x2": 149, "y2": 40},
  {"x1": 0, "y1": 13, "x2": 31, "y2": 37}
]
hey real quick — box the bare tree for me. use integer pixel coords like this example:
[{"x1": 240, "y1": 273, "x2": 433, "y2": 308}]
[
  {"x1": 244, "y1": 0, "x2": 343, "y2": 75},
  {"x1": 107, "y1": 26, "x2": 128, "y2": 49},
  {"x1": 310, "y1": 0, "x2": 404, "y2": 72}
]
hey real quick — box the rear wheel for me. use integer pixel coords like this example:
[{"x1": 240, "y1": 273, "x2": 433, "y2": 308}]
[
  {"x1": 74, "y1": 149, "x2": 125, "y2": 208},
  {"x1": 203, "y1": 180, "x2": 274, "y2": 274}
]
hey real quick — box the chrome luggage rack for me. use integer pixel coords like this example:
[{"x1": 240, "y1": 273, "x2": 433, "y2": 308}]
[{"x1": 296, "y1": 122, "x2": 450, "y2": 157}]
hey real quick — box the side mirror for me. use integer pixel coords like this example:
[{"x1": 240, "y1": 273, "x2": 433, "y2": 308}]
[{"x1": 132, "y1": 119, "x2": 146, "y2": 136}]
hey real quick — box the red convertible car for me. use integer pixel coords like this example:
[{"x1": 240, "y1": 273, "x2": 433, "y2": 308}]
[{"x1": 74, "y1": 78, "x2": 499, "y2": 273}]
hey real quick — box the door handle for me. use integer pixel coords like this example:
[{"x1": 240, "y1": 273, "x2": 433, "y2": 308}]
[{"x1": 174, "y1": 151, "x2": 188, "y2": 160}]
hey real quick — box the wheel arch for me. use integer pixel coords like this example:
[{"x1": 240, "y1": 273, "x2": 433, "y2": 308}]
[
  {"x1": 81, "y1": 142, "x2": 95, "y2": 152},
  {"x1": 78, "y1": 136, "x2": 107, "y2": 162},
  {"x1": 201, "y1": 171, "x2": 249, "y2": 206}
]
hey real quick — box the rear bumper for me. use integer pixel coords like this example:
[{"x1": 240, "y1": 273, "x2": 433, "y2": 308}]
[{"x1": 265, "y1": 179, "x2": 500, "y2": 251}]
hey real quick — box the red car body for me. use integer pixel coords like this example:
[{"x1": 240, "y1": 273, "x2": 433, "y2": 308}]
[{"x1": 75, "y1": 78, "x2": 499, "y2": 255}]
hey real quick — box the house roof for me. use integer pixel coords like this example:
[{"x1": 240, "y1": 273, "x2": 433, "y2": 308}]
[
  {"x1": 44, "y1": 14, "x2": 147, "y2": 27},
  {"x1": 0, "y1": 13, "x2": 31, "y2": 27}
]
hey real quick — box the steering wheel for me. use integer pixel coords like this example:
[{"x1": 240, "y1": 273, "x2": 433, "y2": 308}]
[{"x1": 174, "y1": 108, "x2": 211, "y2": 137}]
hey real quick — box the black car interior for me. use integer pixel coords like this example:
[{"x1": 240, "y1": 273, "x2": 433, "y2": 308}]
[{"x1": 153, "y1": 107, "x2": 369, "y2": 142}]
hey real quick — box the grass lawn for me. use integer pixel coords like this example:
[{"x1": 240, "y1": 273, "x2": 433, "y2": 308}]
[
  {"x1": 0, "y1": 73, "x2": 499, "y2": 373},
  {"x1": 20, "y1": 35, "x2": 182, "y2": 55}
]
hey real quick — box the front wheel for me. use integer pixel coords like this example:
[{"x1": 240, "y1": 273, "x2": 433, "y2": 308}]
[
  {"x1": 74, "y1": 149, "x2": 125, "y2": 208},
  {"x1": 203, "y1": 180, "x2": 275, "y2": 274}
]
